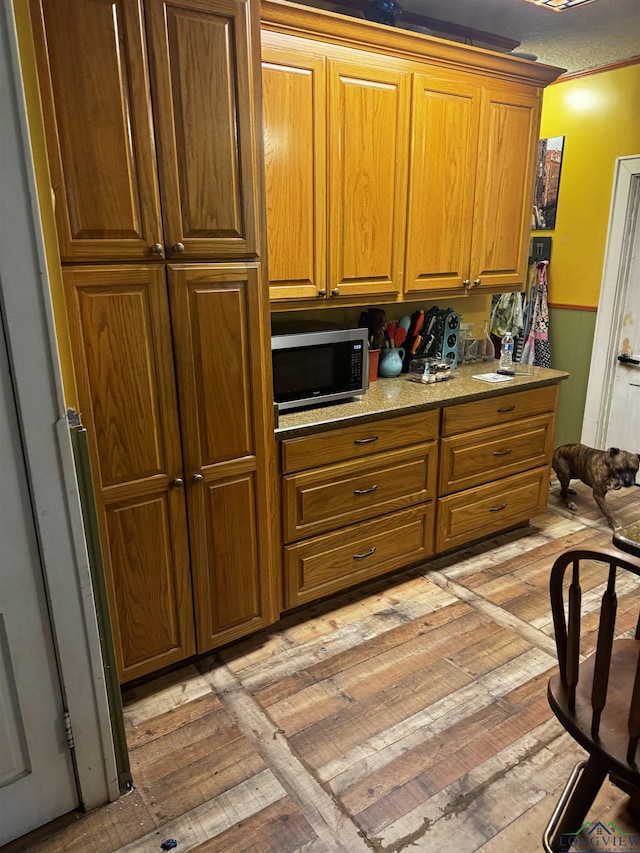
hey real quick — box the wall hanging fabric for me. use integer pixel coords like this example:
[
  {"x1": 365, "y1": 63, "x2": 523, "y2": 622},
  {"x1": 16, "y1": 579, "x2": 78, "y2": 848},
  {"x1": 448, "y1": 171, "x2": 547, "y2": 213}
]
[{"x1": 521, "y1": 260, "x2": 551, "y2": 368}]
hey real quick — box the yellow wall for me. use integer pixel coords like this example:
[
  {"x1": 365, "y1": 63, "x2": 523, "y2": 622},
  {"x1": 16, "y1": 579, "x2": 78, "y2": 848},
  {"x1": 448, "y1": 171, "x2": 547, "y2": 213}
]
[
  {"x1": 13, "y1": 0, "x2": 79, "y2": 408},
  {"x1": 534, "y1": 61, "x2": 640, "y2": 309}
]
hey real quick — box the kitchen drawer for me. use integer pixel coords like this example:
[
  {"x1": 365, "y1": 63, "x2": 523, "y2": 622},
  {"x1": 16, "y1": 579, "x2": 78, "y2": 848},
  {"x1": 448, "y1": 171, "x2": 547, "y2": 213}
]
[
  {"x1": 283, "y1": 442, "x2": 438, "y2": 543},
  {"x1": 284, "y1": 503, "x2": 435, "y2": 608},
  {"x1": 439, "y1": 413, "x2": 555, "y2": 495},
  {"x1": 280, "y1": 409, "x2": 439, "y2": 474},
  {"x1": 435, "y1": 465, "x2": 549, "y2": 553},
  {"x1": 441, "y1": 385, "x2": 559, "y2": 437}
]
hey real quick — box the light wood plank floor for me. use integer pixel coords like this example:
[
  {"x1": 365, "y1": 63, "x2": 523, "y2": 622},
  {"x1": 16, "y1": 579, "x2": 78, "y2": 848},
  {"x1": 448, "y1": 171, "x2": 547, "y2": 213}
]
[{"x1": 7, "y1": 480, "x2": 640, "y2": 852}]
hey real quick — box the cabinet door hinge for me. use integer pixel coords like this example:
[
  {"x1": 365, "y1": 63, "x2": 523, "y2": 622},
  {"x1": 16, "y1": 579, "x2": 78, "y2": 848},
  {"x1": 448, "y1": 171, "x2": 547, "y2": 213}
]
[{"x1": 63, "y1": 711, "x2": 75, "y2": 750}]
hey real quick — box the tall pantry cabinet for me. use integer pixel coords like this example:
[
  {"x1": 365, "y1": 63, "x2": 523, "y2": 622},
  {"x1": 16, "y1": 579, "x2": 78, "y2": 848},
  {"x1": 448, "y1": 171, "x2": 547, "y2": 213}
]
[{"x1": 30, "y1": 0, "x2": 278, "y2": 682}]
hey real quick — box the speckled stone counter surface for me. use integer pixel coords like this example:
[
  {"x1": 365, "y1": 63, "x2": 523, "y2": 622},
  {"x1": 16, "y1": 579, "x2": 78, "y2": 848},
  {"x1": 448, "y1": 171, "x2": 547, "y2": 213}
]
[
  {"x1": 613, "y1": 521, "x2": 640, "y2": 558},
  {"x1": 275, "y1": 361, "x2": 569, "y2": 439}
]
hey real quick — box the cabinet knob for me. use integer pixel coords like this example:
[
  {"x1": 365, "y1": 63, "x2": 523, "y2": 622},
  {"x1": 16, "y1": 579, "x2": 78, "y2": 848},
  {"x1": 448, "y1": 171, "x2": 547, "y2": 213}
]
[
  {"x1": 463, "y1": 279, "x2": 470, "y2": 287},
  {"x1": 318, "y1": 288, "x2": 327, "y2": 297},
  {"x1": 173, "y1": 242, "x2": 185, "y2": 253},
  {"x1": 331, "y1": 287, "x2": 340, "y2": 297},
  {"x1": 473, "y1": 278, "x2": 481, "y2": 287},
  {"x1": 151, "y1": 242, "x2": 164, "y2": 255},
  {"x1": 193, "y1": 473, "x2": 204, "y2": 483},
  {"x1": 171, "y1": 477, "x2": 184, "y2": 488}
]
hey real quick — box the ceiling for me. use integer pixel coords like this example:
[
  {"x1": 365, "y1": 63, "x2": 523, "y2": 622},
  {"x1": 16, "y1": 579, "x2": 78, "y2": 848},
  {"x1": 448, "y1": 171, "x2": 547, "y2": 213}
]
[
  {"x1": 303, "y1": 0, "x2": 640, "y2": 74},
  {"x1": 399, "y1": 0, "x2": 640, "y2": 73}
]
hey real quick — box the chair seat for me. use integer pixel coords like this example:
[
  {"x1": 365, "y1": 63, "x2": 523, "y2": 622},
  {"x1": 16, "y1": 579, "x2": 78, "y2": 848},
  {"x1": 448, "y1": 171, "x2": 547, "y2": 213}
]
[{"x1": 548, "y1": 638, "x2": 640, "y2": 788}]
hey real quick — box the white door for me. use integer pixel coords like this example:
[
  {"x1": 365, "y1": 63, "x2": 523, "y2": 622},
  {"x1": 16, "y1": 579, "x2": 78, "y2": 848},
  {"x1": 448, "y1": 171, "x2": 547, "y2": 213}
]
[
  {"x1": 604, "y1": 203, "x2": 640, "y2": 450},
  {"x1": 582, "y1": 156, "x2": 640, "y2": 452},
  {"x1": 0, "y1": 319, "x2": 78, "y2": 845}
]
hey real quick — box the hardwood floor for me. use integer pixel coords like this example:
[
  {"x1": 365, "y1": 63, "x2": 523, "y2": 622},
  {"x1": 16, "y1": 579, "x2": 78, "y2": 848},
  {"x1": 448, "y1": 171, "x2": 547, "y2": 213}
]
[{"x1": 7, "y1": 480, "x2": 640, "y2": 852}]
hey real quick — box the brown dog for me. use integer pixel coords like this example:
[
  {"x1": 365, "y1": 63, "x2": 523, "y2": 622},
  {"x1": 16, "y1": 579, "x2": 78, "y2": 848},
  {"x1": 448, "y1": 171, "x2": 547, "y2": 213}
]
[{"x1": 552, "y1": 443, "x2": 639, "y2": 530}]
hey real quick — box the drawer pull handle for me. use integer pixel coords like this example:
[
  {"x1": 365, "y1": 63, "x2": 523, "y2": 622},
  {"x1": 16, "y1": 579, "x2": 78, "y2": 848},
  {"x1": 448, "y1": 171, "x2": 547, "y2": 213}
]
[
  {"x1": 354, "y1": 436, "x2": 379, "y2": 445},
  {"x1": 354, "y1": 485, "x2": 378, "y2": 495},
  {"x1": 353, "y1": 547, "x2": 376, "y2": 560},
  {"x1": 489, "y1": 503, "x2": 507, "y2": 512},
  {"x1": 493, "y1": 448, "x2": 512, "y2": 457},
  {"x1": 497, "y1": 406, "x2": 516, "y2": 413}
]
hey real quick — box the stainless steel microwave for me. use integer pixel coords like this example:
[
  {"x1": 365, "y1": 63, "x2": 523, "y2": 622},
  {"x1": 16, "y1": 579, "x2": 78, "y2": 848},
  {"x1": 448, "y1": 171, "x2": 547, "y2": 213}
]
[{"x1": 271, "y1": 327, "x2": 369, "y2": 412}]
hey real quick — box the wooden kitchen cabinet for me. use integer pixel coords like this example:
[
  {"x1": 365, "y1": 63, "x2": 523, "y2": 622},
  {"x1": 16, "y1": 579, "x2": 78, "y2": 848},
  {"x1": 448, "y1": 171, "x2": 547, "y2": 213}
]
[
  {"x1": 29, "y1": 0, "x2": 163, "y2": 262},
  {"x1": 280, "y1": 410, "x2": 438, "y2": 607},
  {"x1": 404, "y1": 72, "x2": 480, "y2": 295},
  {"x1": 32, "y1": 0, "x2": 261, "y2": 262},
  {"x1": 262, "y1": 32, "x2": 409, "y2": 303},
  {"x1": 262, "y1": 45, "x2": 327, "y2": 300},
  {"x1": 63, "y1": 265, "x2": 196, "y2": 682},
  {"x1": 168, "y1": 263, "x2": 278, "y2": 651},
  {"x1": 405, "y1": 74, "x2": 540, "y2": 296},
  {"x1": 327, "y1": 59, "x2": 410, "y2": 300},
  {"x1": 32, "y1": 0, "x2": 277, "y2": 682},
  {"x1": 261, "y1": 1, "x2": 562, "y2": 306},
  {"x1": 277, "y1": 379, "x2": 562, "y2": 609},
  {"x1": 145, "y1": 0, "x2": 261, "y2": 259},
  {"x1": 436, "y1": 385, "x2": 559, "y2": 552}
]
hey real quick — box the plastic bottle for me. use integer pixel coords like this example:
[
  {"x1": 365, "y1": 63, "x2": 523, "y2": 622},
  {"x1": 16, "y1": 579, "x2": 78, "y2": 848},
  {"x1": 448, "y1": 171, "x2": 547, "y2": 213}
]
[{"x1": 499, "y1": 331, "x2": 514, "y2": 371}]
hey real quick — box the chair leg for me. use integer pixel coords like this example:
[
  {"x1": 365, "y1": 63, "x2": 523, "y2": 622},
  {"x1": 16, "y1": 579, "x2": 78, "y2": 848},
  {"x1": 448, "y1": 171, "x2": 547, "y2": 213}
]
[{"x1": 543, "y1": 756, "x2": 608, "y2": 852}]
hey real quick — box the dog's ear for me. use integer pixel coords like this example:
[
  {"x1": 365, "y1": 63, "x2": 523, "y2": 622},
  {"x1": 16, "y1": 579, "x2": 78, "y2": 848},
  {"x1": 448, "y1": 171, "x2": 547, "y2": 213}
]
[{"x1": 607, "y1": 447, "x2": 620, "y2": 457}]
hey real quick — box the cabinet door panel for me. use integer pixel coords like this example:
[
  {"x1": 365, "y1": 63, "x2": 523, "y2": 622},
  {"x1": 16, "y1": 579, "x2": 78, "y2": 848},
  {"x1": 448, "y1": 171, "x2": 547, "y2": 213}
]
[
  {"x1": 328, "y1": 60, "x2": 409, "y2": 298},
  {"x1": 195, "y1": 472, "x2": 264, "y2": 646},
  {"x1": 105, "y1": 491, "x2": 195, "y2": 679},
  {"x1": 168, "y1": 264, "x2": 278, "y2": 650},
  {"x1": 169, "y1": 266, "x2": 256, "y2": 466},
  {"x1": 146, "y1": 0, "x2": 260, "y2": 258},
  {"x1": 64, "y1": 266, "x2": 184, "y2": 491},
  {"x1": 30, "y1": 0, "x2": 163, "y2": 261},
  {"x1": 470, "y1": 85, "x2": 541, "y2": 291},
  {"x1": 262, "y1": 46, "x2": 326, "y2": 300},
  {"x1": 405, "y1": 74, "x2": 480, "y2": 295},
  {"x1": 64, "y1": 265, "x2": 194, "y2": 682}
]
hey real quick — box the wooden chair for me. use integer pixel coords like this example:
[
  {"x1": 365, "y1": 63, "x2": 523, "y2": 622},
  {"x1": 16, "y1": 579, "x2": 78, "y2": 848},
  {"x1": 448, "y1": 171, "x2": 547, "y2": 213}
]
[{"x1": 543, "y1": 547, "x2": 640, "y2": 852}]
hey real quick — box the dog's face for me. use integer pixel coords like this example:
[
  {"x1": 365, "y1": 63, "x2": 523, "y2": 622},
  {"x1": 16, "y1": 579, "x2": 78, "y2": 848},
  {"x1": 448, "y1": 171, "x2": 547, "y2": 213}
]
[{"x1": 606, "y1": 448, "x2": 640, "y2": 489}]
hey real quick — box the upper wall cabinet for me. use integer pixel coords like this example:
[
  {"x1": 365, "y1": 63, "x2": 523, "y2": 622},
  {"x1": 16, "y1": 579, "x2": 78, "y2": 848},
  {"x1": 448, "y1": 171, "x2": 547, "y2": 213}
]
[
  {"x1": 404, "y1": 74, "x2": 540, "y2": 296},
  {"x1": 262, "y1": 45, "x2": 326, "y2": 300},
  {"x1": 327, "y1": 59, "x2": 410, "y2": 301},
  {"x1": 262, "y1": 36, "x2": 410, "y2": 302},
  {"x1": 260, "y1": 0, "x2": 563, "y2": 306},
  {"x1": 31, "y1": 0, "x2": 261, "y2": 262}
]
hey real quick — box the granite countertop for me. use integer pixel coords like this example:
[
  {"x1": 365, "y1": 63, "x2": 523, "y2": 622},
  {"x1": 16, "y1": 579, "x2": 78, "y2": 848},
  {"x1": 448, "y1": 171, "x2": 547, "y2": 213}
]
[{"x1": 275, "y1": 361, "x2": 569, "y2": 439}]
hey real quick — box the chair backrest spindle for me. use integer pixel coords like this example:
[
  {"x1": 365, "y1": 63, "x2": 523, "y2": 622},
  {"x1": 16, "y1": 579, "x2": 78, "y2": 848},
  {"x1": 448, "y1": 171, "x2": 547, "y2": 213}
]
[
  {"x1": 567, "y1": 559, "x2": 582, "y2": 710},
  {"x1": 549, "y1": 548, "x2": 640, "y2": 762},
  {"x1": 590, "y1": 565, "x2": 618, "y2": 737}
]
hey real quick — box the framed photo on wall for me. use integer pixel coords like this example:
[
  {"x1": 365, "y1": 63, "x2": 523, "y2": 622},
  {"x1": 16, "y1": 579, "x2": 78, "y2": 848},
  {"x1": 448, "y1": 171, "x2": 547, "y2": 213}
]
[{"x1": 532, "y1": 136, "x2": 564, "y2": 230}]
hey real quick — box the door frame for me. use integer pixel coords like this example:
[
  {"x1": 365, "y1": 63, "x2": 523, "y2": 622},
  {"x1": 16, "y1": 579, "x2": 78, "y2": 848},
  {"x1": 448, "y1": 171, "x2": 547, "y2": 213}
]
[
  {"x1": 2, "y1": 1, "x2": 117, "y2": 811},
  {"x1": 582, "y1": 155, "x2": 640, "y2": 447}
]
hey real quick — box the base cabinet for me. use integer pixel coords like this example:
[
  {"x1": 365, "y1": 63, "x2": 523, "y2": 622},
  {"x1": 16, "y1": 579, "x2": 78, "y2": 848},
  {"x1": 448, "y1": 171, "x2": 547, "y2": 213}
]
[
  {"x1": 436, "y1": 385, "x2": 559, "y2": 553},
  {"x1": 280, "y1": 411, "x2": 439, "y2": 607},
  {"x1": 278, "y1": 383, "x2": 561, "y2": 610},
  {"x1": 64, "y1": 263, "x2": 277, "y2": 682}
]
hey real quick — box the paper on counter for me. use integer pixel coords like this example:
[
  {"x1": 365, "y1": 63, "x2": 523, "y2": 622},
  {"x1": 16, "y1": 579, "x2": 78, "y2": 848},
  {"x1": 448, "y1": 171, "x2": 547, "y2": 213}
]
[{"x1": 472, "y1": 373, "x2": 515, "y2": 383}]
